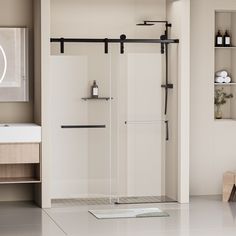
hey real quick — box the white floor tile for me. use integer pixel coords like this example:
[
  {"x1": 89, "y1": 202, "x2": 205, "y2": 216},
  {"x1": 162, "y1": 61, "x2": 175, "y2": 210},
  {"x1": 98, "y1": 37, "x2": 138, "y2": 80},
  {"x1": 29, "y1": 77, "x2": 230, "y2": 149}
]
[
  {"x1": 45, "y1": 196, "x2": 236, "y2": 236},
  {"x1": 1, "y1": 196, "x2": 236, "y2": 236},
  {"x1": 0, "y1": 202, "x2": 66, "y2": 236}
]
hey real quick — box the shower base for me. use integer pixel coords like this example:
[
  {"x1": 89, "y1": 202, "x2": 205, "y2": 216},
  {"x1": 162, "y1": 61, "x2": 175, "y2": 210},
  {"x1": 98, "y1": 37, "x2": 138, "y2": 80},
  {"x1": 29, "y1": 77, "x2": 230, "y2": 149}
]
[
  {"x1": 115, "y1": 196, "x2": 176, "y2": 204},
  {"x1": 52, "y1": 196, "x2": 176, "y2": 208}
]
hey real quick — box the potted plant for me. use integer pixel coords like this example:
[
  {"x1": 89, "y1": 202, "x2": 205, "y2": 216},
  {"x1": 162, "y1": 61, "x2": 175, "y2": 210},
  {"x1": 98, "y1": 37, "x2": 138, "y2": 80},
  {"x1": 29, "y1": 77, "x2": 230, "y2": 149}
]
[{"x1": 214, "y1": 88, "x2": 233, "y2": 119}]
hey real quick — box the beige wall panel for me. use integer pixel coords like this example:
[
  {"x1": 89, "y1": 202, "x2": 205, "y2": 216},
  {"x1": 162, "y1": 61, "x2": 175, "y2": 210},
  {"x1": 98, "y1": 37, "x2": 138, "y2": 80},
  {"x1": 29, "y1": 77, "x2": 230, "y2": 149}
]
[{"x1": 191, "y1": 0, "x2": 236, "y2": 196}]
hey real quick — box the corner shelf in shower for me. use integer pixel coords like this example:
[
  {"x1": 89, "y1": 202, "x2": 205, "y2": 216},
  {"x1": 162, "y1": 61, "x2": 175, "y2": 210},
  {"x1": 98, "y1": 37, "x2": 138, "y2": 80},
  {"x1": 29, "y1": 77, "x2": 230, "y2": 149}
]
[
  {"x1": 214, "y1": 119, "x2": 236, "y2": 122},
  {"x1": 215, "y1": 47, "x2": 236, "y2": 49},
  {"x1": 81, "y1": 97, "x2": 113, "y2": 101}
]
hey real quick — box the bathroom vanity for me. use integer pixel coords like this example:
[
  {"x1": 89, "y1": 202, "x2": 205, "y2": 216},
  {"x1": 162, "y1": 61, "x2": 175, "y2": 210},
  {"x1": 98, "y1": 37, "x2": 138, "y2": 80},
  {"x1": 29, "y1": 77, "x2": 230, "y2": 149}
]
[
  {"x1": 0, "y1": 124, "x2": 41, "y2": 184},
  {"x1": 0, "y1": 0, "x2": 43, "y2": 206}
]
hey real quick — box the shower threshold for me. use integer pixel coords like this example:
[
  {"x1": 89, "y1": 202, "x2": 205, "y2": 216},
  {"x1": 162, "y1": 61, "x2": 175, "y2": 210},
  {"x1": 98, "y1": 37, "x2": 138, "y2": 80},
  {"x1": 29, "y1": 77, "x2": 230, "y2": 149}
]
[
  {"x1": 52, "y1": 196, "x2": 177, "y2": 208},
  {"x1": 115, "y1": 196, "x2": 176, "y2": 204}
]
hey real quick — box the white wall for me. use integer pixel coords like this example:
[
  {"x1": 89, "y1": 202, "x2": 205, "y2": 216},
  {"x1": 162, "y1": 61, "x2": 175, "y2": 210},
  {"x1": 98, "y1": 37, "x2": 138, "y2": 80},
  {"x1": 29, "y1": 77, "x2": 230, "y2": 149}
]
[
  {"x1": 41, "y1": 0, "x2": 52, "y2": 208},
  {"x1": 190, "y1": 0, "x2": 236, "y2": 196},
  {"x1": 167, "y1": 0, "x2": 190, "y2": 203},
  {"x1": 50, "y1": 0, "x2": 166, "y2": 40}
]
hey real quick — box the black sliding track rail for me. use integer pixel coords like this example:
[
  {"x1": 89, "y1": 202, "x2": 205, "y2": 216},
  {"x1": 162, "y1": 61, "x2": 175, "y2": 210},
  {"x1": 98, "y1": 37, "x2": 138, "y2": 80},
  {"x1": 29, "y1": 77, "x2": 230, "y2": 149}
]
[
  {"x1": 50, "y1": 36, "x2": 179, "y2": 54},
  {"x1": 50, "y1": 38, "x2": 179, "y2": 44}
]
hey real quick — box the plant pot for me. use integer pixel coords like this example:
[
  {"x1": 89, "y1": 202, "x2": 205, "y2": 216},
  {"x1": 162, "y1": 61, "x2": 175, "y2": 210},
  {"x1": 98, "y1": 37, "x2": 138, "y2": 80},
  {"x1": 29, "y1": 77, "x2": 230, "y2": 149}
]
[{"x1": 215, "y1": 105, "x2": 223, "y2": 119}]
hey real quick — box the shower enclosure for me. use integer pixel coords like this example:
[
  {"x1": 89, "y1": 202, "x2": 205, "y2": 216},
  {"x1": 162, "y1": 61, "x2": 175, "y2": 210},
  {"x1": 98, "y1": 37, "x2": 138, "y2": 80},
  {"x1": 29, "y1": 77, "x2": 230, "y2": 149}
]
[{"x1": 50, "y1": 29, "x2": 179, "y2": 204}]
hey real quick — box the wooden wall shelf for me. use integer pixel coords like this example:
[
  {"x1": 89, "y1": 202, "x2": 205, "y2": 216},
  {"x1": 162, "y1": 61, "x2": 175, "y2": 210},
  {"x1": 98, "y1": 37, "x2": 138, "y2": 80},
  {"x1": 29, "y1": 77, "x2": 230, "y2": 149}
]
[
  {"x1": 215, "y1": 47, "x2": 236, "y2": 49},
  {"x1": 215, "y1": 83, "x2": 236, "y2": 85}
]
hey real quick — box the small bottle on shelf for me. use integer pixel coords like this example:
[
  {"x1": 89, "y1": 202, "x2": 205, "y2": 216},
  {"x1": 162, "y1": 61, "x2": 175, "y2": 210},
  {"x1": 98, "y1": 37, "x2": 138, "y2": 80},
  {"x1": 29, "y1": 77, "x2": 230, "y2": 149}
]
[
  {"x1": 216, "y1": 30, "x2": 223, "y2": 47},
  {"x1": 91, "y1": 80, "x2": 99, "y2": 98},
  {"x1": 223, "y1": 30, "x2": 231, "y2": 47}
]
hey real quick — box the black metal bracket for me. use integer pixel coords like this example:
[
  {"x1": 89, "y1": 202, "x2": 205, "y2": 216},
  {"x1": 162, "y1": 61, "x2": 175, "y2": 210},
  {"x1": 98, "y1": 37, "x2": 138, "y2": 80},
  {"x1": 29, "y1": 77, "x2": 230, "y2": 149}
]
[
  {"x1": 161, "y1": 84, "x2": 174, "y2": 89},
  {"x1": 104, "y1": 38, "x2": 108, "y2": 54},
  {"x1": 160, "y1": 35, "x2": 167, "y2": 54},
  {"x1": 120, "y1": 34, "x2": 126, "y2": 54},
  {"x1": 60, "y1": 38, "x2": 64, "y2": 54}
]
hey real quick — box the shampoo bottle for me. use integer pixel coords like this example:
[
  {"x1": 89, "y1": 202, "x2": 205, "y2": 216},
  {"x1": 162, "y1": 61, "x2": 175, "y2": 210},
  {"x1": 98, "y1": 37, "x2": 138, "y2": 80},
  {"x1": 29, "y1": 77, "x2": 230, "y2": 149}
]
[{"x1": 91, "y1": 80, "x2": 99, "y2": 98}]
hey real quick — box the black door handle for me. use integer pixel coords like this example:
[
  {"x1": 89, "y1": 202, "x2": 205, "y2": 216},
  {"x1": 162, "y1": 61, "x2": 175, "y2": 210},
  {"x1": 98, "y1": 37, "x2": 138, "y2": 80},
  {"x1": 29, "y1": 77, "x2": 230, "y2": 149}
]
[
  {"x1": 61, "y1": 125, "x2": 106, "y2": 129},
  {"x1": 165, "y1": 120, "x2": 169, "y2": 141}
]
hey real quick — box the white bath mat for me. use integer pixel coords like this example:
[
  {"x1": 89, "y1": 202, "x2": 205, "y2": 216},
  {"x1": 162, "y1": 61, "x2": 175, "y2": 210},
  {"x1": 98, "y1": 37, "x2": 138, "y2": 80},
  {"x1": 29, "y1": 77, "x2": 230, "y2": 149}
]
[{"x1": 89, "y1": 208, "x2": 169, "y2": 219}]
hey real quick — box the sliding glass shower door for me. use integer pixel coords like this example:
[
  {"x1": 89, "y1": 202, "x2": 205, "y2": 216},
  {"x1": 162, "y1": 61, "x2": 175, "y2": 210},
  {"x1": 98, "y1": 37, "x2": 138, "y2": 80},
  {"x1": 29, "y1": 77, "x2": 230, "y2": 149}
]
[
  {"x1": 50, "y1": 41, "x2": 178, "y2": 203},
  {"x1": 50, "y1": 44, "x2": 113, "y2": 201},
  {"x1": 110, "y1": 43, "x2": 175, "y2": 203}
]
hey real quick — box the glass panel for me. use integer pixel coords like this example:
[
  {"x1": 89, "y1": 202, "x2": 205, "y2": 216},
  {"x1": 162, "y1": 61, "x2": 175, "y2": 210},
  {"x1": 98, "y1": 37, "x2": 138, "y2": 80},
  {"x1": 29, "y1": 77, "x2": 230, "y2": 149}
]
[
  {"x1": 110, "y1": 43, "x2": 177, "y2": 203},
  {"x1": 50, "y1": 41, "x2": 178, "y2": 203},
  {"x1": 50, "y1": 44, "x2": 112, "y2": 201},
  {"x1": 0, "y1": 28, "x2": 29, "y2": 102}
]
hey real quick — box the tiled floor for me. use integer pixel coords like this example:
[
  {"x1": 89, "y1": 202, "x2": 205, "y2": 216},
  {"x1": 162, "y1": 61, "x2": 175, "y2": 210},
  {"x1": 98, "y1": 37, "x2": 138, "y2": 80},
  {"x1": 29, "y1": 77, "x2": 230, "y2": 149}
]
[
  {"x1": 0, "y1": 196, "x2": 236, "y2": 236},
  {"x1": 0, "y1": 202, "x2": 65, "y2": 236}
]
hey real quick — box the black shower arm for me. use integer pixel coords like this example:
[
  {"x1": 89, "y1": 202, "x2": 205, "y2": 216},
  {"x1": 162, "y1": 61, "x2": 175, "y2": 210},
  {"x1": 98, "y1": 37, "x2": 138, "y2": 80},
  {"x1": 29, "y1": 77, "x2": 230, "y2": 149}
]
[{"x1": 143, "y1": 20, "x2": 172, "y2": 27}]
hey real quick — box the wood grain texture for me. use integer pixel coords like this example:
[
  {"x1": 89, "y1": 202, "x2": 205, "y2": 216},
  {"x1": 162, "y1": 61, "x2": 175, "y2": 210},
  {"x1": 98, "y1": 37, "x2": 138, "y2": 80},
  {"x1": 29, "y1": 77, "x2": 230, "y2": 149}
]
[
  {"x1": 223, "y1": 172, "x2": 236, "y2": 202},
  {"x1": 0, "y1": 143, "x2": 40, "y2": 164},
  {"x1": 0, "y1": 164, "x2": 36, "y2": 178},
  {"x1": 0, "y1": 163, "x2": 41, "y2": 184},
  {"x1": 0, "y1": 177, "x2": 41, "y2": 184}
]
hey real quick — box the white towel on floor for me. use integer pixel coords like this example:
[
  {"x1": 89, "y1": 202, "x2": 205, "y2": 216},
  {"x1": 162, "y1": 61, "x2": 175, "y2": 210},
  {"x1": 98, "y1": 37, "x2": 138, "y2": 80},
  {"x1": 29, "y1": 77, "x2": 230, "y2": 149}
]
[{"x1": 216, "y1": 70, "x2": 228, "y2": 78}]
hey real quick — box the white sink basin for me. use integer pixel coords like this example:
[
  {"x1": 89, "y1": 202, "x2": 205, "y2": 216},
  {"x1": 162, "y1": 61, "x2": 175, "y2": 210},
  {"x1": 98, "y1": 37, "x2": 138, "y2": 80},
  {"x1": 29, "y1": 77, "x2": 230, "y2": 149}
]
[{"x1": 0, "y1": 123, "x2": 41, "y2": 143}]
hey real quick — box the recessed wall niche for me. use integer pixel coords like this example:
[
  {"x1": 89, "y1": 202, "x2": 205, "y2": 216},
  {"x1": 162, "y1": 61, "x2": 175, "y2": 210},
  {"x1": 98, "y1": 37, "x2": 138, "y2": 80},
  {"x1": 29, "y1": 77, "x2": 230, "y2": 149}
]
[{"x1": 215, "y1": 11, "x2": 236, "y2": 120}]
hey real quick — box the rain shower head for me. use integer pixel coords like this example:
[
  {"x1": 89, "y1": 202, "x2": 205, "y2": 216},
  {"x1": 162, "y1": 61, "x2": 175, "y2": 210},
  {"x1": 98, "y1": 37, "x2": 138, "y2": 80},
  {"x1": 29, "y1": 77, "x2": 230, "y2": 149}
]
[{"x1": 136, "y1": 21, "x2": 155, "y2": 26}]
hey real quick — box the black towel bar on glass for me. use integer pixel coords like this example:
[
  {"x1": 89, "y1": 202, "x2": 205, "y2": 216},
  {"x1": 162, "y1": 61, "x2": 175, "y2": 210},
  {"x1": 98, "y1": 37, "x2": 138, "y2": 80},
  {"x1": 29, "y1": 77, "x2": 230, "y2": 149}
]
[{"x1": 61, "y1": 125, "x2": 106, "y2": 129}]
